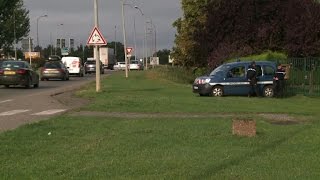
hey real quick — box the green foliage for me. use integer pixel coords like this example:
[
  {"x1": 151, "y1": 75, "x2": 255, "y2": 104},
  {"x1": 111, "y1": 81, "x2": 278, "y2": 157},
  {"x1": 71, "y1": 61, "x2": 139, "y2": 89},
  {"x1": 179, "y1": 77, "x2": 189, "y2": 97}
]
[
  {"x1": 147, "y1": 65, "x2": 197, "y2": 84},
  {"x1": 0, "y1": 0, "x2": 29, "y2": 49},
  {"x1": 227, "y1": 51, "x2": 288, "y2": 64},
  {"x1": 172, "y1": 0, "x2": 211, "y2": 68}
]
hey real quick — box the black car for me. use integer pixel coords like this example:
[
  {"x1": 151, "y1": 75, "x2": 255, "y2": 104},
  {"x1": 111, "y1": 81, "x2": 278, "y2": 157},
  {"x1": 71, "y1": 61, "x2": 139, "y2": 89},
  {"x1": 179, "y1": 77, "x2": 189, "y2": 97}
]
[
  {"x1": 0, "y1": 60, "x2": 39, "y2": 88},
  {"x1": 84, "y1": 60, "x2": 104, "y2": 74}
]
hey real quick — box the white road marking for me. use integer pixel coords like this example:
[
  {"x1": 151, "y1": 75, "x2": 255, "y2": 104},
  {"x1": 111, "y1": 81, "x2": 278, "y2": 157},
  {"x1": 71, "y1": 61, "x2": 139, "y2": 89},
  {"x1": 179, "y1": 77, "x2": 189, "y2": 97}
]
[
  {"x1": 0, "y1": 109, "x2": 30, "y2": 116},
  {"x1": 0, "y1": 99, "x2": 13, "y2": 104},
  {"x1": 32, "y1": 109, "x2": 66, "y2": 115}
]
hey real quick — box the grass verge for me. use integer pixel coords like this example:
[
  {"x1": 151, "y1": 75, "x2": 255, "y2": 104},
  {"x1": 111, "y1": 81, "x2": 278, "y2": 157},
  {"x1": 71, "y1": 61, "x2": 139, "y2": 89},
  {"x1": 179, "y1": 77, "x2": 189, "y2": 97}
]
[{"x1": 1, "y1": 70, "x2": 320, "y2": 179}]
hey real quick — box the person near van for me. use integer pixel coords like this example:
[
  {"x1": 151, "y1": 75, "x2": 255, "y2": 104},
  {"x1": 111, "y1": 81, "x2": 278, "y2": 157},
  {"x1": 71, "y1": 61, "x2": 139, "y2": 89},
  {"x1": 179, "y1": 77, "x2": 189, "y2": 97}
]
[
  {"x1": 247, "y1": 61, "x2": 259, "y2": 97},
  {"x1": 273, "y1": 65, "x2": 286, "y2": 97}
]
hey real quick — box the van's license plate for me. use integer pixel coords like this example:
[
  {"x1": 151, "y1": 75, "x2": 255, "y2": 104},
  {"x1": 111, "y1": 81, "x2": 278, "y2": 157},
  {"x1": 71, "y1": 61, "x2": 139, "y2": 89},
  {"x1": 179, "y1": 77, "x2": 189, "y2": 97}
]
[{"x1": 193, "y1": 86, "x2": 198, "y2": 89}]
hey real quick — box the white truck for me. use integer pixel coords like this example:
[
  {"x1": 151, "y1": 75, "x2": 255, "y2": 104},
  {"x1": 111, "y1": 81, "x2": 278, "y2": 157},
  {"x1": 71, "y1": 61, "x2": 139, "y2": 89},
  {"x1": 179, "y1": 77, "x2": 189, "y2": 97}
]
[{"x1": 99, "y1": 47, "x2": 116, "y2": 70}]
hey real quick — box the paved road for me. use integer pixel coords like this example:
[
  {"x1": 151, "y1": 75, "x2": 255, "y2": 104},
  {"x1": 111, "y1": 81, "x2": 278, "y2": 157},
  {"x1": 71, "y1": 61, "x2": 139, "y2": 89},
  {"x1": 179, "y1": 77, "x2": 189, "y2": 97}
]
[{"x1": 0, "y1": 71, "x2": 111, "y2": 132}]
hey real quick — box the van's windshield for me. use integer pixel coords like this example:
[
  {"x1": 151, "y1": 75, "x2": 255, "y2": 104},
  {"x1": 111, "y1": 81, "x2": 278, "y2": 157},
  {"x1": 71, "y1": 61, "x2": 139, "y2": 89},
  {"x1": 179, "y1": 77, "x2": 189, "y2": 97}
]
[{"x1": 209, "y1": 64, "x2": 229, "y2": 76}]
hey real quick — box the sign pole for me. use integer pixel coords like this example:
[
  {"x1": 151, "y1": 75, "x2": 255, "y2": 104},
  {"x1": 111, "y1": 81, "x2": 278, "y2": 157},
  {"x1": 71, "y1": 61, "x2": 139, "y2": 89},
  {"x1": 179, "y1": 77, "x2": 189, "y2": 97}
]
[
  {"x1": 94, "y1": 0, "x2": 100, "y2": 92},
  {"x1": 29, "y1": 37, "x2": 32, "y2": 65}
]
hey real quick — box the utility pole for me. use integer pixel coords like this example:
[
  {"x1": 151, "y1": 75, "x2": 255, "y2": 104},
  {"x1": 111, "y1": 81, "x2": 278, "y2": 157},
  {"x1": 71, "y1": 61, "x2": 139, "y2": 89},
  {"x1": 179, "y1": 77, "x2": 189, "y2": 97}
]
[{"x1": 114, "y1": 26, "x2": 117, "y2": 60}]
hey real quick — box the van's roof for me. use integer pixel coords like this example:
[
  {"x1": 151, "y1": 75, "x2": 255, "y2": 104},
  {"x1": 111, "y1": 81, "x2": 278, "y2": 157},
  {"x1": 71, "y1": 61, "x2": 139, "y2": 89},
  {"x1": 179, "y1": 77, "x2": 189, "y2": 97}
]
[
  {"x1": 225, "y1": 61, "x2": 275, "y2": 66},
  {"x1": 61, "y1": 56, "x2": 81, "y2": 59}
]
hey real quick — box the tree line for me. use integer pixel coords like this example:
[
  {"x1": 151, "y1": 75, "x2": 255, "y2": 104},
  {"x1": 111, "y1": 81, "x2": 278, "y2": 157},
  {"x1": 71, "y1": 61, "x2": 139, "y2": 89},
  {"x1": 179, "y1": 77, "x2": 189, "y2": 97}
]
[{"x1": 172, "y1": 0, "x2": 320, "y2": 68}]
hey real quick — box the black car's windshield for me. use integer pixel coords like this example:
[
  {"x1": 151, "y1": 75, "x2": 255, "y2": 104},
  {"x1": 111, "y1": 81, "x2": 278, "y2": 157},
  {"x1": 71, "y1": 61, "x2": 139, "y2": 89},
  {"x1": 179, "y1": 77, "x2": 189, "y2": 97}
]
[
  {"x1": 209, "y1": 64, "x2": 229, "y2": 76},
  {"x1": 2, "y1": 61, "x2": 25, "y2": 69}
]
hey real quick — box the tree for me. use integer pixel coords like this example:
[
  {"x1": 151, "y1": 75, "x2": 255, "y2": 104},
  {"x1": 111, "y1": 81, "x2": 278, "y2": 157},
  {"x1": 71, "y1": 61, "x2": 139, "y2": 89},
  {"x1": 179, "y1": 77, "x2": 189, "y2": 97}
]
[
  {"x1": 0, "y1": 0, "x2": 29, "y2": 50},
  {"x1": 204, "y1": 0, "x2": 320, "y2": 67},
  {"x1": 172, "y1": 0, "x2": 212, "y2": 68},
  {"x1": 156, "y1": 49, "x2": 171, "y2": 64}
]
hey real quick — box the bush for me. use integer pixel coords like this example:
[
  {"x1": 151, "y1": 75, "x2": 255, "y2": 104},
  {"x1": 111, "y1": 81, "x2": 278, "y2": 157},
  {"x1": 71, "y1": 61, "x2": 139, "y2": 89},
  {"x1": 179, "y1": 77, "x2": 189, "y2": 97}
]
[{"x1": 146, "y1": 65, "x2": 198, "y2": 84}]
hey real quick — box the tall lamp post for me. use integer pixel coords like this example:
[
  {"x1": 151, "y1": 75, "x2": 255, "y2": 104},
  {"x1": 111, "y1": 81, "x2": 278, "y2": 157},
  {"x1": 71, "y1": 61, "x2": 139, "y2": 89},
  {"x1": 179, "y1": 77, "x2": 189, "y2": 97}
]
[
  {"x1": 120, "y1": 0, "x2": 129, "y2": 78},
  {"x1": 55, "y1": 23, "x2": 63, "y2": 55},
  {"x1": 36, "y1": 15, "x2": 48, "y2": 49}
]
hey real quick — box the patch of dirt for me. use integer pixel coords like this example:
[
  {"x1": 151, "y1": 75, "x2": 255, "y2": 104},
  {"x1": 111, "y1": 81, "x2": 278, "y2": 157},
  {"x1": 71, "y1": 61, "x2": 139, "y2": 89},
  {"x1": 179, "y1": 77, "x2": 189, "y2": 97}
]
[
  {"x1": 51, "y1": 91, "x2": 91, "y2": 110},
  {"x1": 258, "y1": 113, "x2": 306, "y2": 125}
]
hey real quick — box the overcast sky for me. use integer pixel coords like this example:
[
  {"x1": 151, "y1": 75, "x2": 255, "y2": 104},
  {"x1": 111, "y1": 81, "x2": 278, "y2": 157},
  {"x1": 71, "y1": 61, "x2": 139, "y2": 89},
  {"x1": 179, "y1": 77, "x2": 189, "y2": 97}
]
[{"x1": 23, "y1": 0, "x2": 182, "y2": 57}]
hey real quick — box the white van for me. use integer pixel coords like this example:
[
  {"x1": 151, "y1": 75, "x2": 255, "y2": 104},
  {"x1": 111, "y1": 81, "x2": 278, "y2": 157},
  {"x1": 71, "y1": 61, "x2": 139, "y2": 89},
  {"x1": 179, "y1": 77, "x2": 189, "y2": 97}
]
[{"x1": 61, "y1": 56, "x2": 85, "y2": 77}]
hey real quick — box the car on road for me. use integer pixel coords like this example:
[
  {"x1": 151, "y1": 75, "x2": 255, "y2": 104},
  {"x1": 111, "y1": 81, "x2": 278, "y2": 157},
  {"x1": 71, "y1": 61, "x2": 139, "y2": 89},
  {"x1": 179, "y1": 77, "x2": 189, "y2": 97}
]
[
  {"x1": 129, "y1": 60, "x2": 143, "y2": 70},
  {"x1": 84, "y1": 60, "x2": 104, "y2": 74},
  {"x1": 192, "y1": 61, "x2": 276, "y2": 97},
  {"x1": 40, "y1": 61, "x2": 69, "y2": 81},
  {"x1": 0, "y1": 60, "x2": 39, "y2": 88},
  {"x1": 114, "y1": 62, "x2": 126, "y2": 70},
  {"x1": 61, "y1": 56, "x2": 85, "y2": 77}
]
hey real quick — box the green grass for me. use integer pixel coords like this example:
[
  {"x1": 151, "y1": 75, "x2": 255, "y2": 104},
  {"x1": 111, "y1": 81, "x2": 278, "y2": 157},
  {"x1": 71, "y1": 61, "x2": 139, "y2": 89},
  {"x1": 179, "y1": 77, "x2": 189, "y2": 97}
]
[
  {"x1": 1, "y1": 70, "x2": 320, "y2": 179},
  {"x1": 77, "y1": 71, "x2": 320, "y2": 115}
]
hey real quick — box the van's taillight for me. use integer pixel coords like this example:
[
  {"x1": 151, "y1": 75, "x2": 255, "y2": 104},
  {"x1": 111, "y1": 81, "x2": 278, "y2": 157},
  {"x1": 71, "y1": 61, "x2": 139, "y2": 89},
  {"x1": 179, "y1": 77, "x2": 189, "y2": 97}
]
[
  {"x1": 17, "y1": 69, "x2": 27, "y2": 74},
  {"x1": 58, "y1": 69, "x2": 65, "y2": 73},
  {"x1": 0, "y1": 69, "x2": 4, "y2": 74}
]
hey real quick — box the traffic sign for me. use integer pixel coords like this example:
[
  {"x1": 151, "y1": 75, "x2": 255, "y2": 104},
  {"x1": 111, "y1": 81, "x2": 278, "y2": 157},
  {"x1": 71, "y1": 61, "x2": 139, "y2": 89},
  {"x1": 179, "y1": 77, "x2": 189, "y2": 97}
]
[
  {"x1": 126, "y1": 47, "x2": 133, "y2": 55},
  {"x1": 87, "y1": 27, "x2": 107, "y2": 45}
]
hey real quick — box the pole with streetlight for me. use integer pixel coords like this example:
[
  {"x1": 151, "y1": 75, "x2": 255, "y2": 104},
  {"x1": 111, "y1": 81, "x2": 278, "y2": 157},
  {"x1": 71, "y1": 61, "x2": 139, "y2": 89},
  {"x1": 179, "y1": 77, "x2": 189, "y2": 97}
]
[
  {"x1": 55, "y1": 23, "x2": 63, "y2": 55},
  {"x1": 36, "y1": 15, "x2": 48, "y2": 50},
  {"x1": 121, "y1": 0, "x2": 129, "y2": 78}
]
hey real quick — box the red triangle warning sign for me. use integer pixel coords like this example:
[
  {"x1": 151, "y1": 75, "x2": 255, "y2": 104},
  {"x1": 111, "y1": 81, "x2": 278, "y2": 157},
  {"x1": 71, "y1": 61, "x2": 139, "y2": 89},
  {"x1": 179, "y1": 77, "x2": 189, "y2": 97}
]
[
  {"x1": 126, "y1": 47, "x2": 133, "y2": 55},
  {"x1": 87, "y1": 27, "x2": 107, "y2": 45}
]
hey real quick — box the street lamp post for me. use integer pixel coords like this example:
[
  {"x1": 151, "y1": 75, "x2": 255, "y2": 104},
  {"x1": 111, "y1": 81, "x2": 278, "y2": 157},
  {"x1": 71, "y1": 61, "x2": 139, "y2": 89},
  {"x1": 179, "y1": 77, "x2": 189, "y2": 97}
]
[
  {"x1": 55, "y1": 23, "x2": 63, "y2": 55},
  {"x1": 36, "y1": 15, "x2": 48, "y2": 49},
  {"x1": 121, "y1": 0, "x2": 129, "y2": 78}
]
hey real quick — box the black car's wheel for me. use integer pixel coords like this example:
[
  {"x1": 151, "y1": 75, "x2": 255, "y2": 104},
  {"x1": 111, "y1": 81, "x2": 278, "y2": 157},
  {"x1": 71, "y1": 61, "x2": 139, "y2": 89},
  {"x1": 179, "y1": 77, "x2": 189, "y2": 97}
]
[
  {"x1": 62, "y1": 76, "x2": 67, "y2": 81},
  {"x1": 263, "y1": 85, "x2": 274, "y2": 97},
  {"x1": 34, "y1": 82, "x2": 39, "y2": 88},
  {"x1": 212, "y1": 86, "x2": 224, "y2": 97},
  {"x1": 25, "y1": 78, "x2": 32, "y2": 89},
  {"x1": 4, "y1": 85, "x2": 10, "y2": 88}
]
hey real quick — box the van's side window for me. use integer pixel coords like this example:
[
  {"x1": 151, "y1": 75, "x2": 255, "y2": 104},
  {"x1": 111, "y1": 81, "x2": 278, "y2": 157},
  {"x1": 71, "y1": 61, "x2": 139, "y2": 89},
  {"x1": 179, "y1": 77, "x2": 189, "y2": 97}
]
[
  {"x1": 256, "y1": 65, "x2": 262, "y2": 76},
  {"x1": 263, "y1": 65, "x2": 275, "y2": 76},
  {"x1": 227, "y1": 66, "x2": 245, "y2": 78}
]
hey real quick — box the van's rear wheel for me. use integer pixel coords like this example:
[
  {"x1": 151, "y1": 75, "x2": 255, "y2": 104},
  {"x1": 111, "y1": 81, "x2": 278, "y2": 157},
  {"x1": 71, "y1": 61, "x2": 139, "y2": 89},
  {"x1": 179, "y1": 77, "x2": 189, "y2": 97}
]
[
  {"x1": 212, "y1": 86, "x2": 224, "y2": 97},
  {"x1": 263, "y1": 85, "x2": 274, "y2": 97}
]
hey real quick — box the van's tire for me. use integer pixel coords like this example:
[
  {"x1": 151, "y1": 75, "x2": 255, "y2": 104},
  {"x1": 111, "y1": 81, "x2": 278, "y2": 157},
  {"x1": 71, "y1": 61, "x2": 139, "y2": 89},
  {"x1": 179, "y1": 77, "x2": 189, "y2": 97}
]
[
  {"x1": 263, "y1": 85, "x2": 274, "y2": 97},
  {"x1": 211, "y1": 86, "x2": 224, "y2": 97}
]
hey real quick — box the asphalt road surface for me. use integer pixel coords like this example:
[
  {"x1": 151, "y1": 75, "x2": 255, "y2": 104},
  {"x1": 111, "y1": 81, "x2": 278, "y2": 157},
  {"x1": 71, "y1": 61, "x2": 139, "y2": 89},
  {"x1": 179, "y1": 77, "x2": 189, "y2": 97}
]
[{"x1": 0, "y1": 71, "x2": 110, "y2": 132}]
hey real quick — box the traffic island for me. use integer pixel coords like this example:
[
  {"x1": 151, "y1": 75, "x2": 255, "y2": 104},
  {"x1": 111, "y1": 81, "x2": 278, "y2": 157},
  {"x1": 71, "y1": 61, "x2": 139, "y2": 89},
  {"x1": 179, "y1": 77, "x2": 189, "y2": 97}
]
[{"x1": 232, "y1": 118, "x2": 256, "y2": 137}]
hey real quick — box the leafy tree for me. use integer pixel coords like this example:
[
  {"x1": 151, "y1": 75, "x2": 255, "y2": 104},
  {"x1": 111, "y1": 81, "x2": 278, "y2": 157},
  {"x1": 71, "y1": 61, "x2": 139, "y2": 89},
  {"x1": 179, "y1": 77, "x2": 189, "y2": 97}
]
[
  {"x1": 107, "y1": 41, "x2": 124, "y2": 62},
  {"x1": 156, "y1": 49, "x2": 171, "y2": 64},
  {"x1": 172, "y1": 0, "x2": 212, "y2": 68},
  {"x1": 204, "y1": 0, "x2": 320, "y2": 67},
  {"x1": 0, "y1": 0, "x2": 29, "y2": 50}
]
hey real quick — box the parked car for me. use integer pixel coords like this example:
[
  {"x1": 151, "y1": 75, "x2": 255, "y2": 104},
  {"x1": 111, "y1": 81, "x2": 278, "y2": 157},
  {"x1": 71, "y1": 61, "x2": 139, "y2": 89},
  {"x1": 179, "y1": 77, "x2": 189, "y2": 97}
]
[
  {"x1": 192, "y1": 61, "x2": 276, "y2": 97},
  {"x1": 40, "y1": 60, "x2": 69, "y2": 81},
  {"x1": 61, "y1": 56, "x2": 84, "y2": 77},
  {"x1": 129, "y1": 60, "x2": 143, "y2": 70},
  {"x1": 0, "y1": 60, "x2": 39, "y2": 88},
  {"x1": 84, "y1": 60, "x2": 104, "y2": 74},
  {"x1": 114, "y1": 62, "x2": 126, "y2": 71}
]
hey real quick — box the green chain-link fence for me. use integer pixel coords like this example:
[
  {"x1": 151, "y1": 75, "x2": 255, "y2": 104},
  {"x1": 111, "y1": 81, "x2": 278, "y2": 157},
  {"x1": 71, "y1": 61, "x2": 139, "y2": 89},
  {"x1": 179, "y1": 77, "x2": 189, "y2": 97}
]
[{"x1": 284, "y1": 57, "x2": 320, "y2": 97}]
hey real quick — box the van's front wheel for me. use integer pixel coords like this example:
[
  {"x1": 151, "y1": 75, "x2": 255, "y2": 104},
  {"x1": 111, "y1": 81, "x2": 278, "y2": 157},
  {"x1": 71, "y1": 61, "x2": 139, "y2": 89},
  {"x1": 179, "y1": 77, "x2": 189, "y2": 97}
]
[
  {"x1": 263, "y1": 85, "x2": 274, "y2": 97},
  {"x1": 212, "y1": 86, "x2": 224, "y2": 97}
]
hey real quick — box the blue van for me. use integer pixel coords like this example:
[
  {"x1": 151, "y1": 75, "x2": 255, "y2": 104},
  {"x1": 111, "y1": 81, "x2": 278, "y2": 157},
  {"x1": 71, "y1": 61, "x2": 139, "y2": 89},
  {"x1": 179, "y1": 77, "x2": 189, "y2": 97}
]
[{"x1": 192, "y1": 61, "x2": 276, "y2": 97}]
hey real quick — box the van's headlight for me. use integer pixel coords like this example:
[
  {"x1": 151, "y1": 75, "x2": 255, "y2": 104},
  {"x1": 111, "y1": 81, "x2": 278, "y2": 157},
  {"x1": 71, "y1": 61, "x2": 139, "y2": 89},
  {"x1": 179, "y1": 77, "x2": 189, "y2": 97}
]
[{"x1": 195, "y1": 78, "x2": 211, "y2": 84}]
